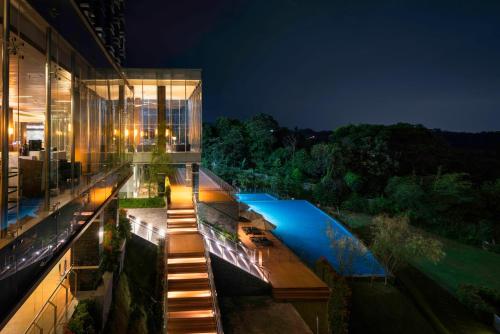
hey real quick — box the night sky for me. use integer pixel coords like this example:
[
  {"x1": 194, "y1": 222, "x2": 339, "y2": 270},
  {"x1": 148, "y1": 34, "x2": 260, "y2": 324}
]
[{"x1": 125, "y1": 0, "x2": 500, "y2": 132}]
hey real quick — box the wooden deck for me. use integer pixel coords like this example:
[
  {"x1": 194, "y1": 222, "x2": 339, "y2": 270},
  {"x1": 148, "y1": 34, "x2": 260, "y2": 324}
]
[{"x1": 239, "y1": 223, "x2": 330, "y2": 301}]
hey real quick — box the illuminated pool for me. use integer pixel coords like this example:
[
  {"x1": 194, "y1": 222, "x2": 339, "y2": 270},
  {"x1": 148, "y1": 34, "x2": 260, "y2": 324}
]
[{"x1": 236, "y1": 193, "x2": 386, "y2": 277}]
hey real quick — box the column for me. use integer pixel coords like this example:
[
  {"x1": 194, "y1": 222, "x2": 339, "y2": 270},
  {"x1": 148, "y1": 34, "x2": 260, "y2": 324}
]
[{"x1": 157, "y1": 85, "x2": 166, "y2": 152}]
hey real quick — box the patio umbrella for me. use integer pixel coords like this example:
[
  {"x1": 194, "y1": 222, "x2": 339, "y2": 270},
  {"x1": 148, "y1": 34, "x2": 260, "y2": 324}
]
[{"x1": 252, "y1": 217, "x2": 276, "y2": 231}]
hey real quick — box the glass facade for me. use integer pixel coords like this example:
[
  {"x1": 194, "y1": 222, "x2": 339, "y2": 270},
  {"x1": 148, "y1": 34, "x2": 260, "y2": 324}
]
[
  {"x1": 0, "y1": 1, "x2": 133, "y2": 243},
  {"x1": 0, "y1": 2, "x2": 203, "y2": 333},
  {"x1": 0, "y1": 1, "x2": 133, "y2": 330},
  {"x1": 126, "y1": 69, "x2": 202, "y2": 154}
]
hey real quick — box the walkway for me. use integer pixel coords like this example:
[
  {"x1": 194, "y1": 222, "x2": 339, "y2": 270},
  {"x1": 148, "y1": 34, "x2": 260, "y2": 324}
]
[
  {"x1": 165, "y1": 185, "x2": 221, "y2": 334},
  {"x1": 238, "y1": 223, "x2": 330, "y2": 301}
]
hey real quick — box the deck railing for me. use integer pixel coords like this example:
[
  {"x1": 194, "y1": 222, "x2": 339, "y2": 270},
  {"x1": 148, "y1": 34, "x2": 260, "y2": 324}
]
[{"x1": 193, "y1": 197, "x2": 224, "y2": 334}]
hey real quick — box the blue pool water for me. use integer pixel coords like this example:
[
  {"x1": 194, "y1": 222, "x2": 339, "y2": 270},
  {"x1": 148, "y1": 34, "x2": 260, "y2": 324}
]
[
  {"x1": 236, "y1": 193, "x2": 386, "y2": 277},
  {"x1": 236, "y1": 193, "x2": 277, "y2": 202}
]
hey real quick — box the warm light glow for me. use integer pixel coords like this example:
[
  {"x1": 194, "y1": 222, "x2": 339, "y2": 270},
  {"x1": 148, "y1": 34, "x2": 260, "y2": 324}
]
[
  {"x1": 168, "y1": 310, "x2": 214, "y2": 318},
  {"x1": 168, "y1": 273, "x2": 208, "y2": 280},
  {"x1": 8, "y1": 127, "x2": 13, "y2": 135},
  {"x1": 133, "y1": 128, "x2": 138, "y2": 137},
  {"x1": 165, "y1": 128, "x2": 170, "y2": 137},
  {"x1": 167, "y1": 217, "x2": 197, "y2": 223},
  {"x1": 155, "y1": 128, "x2": 158, "y2": 136},
  {"x1": 168, "y1": 209, "x2": 195, "y2": 215},
  {"x1": 167, "y1": 290, "x2": 211, "y2": 299},
  {"x1": 113, "y1": 129, "x2": 118, "y2": 136},
  {"x1": 124, "y1": 129, "x2": 129, "y2": 137},
  {"x1": 140, "y1": 130, "x2": 144, "y2": 137},
  {"x1": 68, "y1": 123, "x2": 72, "y2": 132},
  {"x1": 168, "y1": 227, "x2": 198, "y2": 233},
  {"x1": 168, "y1": 257, "x2": 205, "y2": 264}
]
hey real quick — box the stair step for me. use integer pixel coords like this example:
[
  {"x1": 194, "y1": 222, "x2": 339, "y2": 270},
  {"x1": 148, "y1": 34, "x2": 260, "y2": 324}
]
[
  {"x1": 168, "y1": 209, "x2": 195, "y2": 215},
  {"x1": 168, "y1": 272, "x2": 209, "y2": 280},
  {"x1": 168, "y1": 279, "x2": 210, "y2": 291},
  {"x1": 168, "y1": 227, "x2": 199, "y2": 234},
  {"x1": 168, "y1": 265, "x2": 208, "y2": 274},
  {"x1": 167, "y1": 317, "x2": 217, "y2": 332},
  {"x1": 168, "y1": 254, "x2": 206, "y2": 261},
  {"x1": 167, "y1": 297, "x2": 214, "y2": 312},
  {"x1": 168, "y1": 222, "x2": 198, "y2": 228},
  {"x1": 168, "y1": 289, "x2": 212, "y2": 299},
  {"x1": 168, "y1": 217, "x2": 197, "y2": 223},
  {"x1": 168, "y1": 309, "x2": 214, "y2": 319}
]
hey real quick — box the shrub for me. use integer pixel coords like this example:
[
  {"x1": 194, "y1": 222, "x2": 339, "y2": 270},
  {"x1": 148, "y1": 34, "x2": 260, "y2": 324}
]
[
  {"x1": 341, "y1": 193, "x2": 368, "y2": 212},
  {"x1": 315, "y1": 258, "x2": 351, "y2": 334},
  {"x1": 457, "y1": 284, "x2": 500, "y2": 319},
  {"x1": 118, "y1": 209, "x2": 132, "y2": 241},
  {"x1": 119, "y1": 197, "x2": 165, "y2": 208},
  {"x1": 367, "y1": 196, "x2": 390, "y2": 215},
  {"x1": 67, "y1": 299, "x2": 99, "y2": 334}
]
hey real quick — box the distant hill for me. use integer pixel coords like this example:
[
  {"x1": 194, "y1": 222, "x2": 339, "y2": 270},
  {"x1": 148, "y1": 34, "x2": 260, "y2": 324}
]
[{"x1": 434, "y1": 130, "x2": 500, "y2": 151}]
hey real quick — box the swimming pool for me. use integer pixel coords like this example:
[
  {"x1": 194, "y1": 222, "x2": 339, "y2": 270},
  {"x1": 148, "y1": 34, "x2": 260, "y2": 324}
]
[{"x1": 236, "y1": 193, "x2": 386, "y2": 277}]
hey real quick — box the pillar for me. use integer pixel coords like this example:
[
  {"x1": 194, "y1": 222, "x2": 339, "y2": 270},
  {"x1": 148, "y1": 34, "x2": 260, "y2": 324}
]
[
  {"x1": 0, "y1": 0, "x2": 10, "y2": 236},
  {"x1": 157, "y1": 85, "x2": 166, "y2": 152}
]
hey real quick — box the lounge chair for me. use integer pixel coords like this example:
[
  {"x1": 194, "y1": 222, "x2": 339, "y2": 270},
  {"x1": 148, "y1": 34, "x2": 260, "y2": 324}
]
[{"x1": 250, "y1": 236, "x2": 273, "y2": 247}]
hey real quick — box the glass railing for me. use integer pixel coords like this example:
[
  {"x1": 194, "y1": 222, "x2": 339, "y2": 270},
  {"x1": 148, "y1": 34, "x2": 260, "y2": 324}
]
[
  {"x1": 0, "y1": 163, "x2": 132, "y2": 326},
  {"x1": 23, "y1": 269, "x2": 75, "y2": 334}
]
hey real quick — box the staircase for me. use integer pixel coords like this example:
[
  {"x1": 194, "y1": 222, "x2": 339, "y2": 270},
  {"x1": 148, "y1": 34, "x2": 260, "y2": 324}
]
[{"x1": 166, "y1": 206, "x2": 222, "y2": 334}]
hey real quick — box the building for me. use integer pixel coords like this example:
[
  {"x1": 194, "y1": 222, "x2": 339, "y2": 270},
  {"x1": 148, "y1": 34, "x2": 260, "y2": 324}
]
[
  {"x1": 75, "y1": 0, "x2": 126, "y2": 65},
  {"x1": 0, "y1": 1, "x2": 201, "y2": 333},
  {"x1": 0, "y1": 1, "x2": 331, "y2": 334}
]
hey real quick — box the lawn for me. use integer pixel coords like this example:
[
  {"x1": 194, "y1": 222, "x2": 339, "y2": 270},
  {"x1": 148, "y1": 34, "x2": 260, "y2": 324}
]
[
  {"x1": 327, "y1": 208, "x2": 373, "y2": 229},
  {"x1": 413, "y1": 237, "x2": 500, "y2": 293},
  {"x1": 119, "y1": 197, "x2": 165, "y2": 208},
  {"x1": 349, "y1": 281, "x2": 436, "y2": 334},
  {"x1": 337, "y1": 211, "x2": 499, "y2": 333},
  {"x1": 337, "y1": 210, "x2": 500, "y2": 294}
]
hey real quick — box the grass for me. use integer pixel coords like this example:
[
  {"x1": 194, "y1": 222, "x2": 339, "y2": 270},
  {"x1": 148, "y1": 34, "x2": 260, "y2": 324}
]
[
  {"x1": 336, "y1": 210, "x2": 498, "y2": 333},
  {"x1": 349, "y1": 281, "x2": 437, "y2": 334},
  {"x1": 327, "y1": 208, "x2": 373, "y2": 228},
  {"x1": 119, "y1": 197, "x2": 165, "y2": 208},
  {"x1": 337, "y1": 210, "x2": 500, "y2": 294},
  {"x1": 413, "y1": 237, "x2": 500, "y2": 293}
]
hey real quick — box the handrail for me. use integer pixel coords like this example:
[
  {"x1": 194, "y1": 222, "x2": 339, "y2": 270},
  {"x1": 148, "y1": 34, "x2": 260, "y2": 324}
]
[
  {"x1": 162, "y1": 236, "x2": 168, "y2": 334},
  {"x1": 193, "y1": 197, "x2": 224, "y2": 333},
  {"x1": 202, "y1": 236, "x2": 224, "y2": 334},
  {"x1": 200, "y1": 167, "x2": 237, "y2": 198},
  {"x1": 128, "y1": 215, "x2": 164, "y2": 244}
]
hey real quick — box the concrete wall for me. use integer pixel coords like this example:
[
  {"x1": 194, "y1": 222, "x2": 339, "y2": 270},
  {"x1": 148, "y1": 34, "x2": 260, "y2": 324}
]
[{"x1": 210, "y1": 254, "x2": 270, "y2": 297}]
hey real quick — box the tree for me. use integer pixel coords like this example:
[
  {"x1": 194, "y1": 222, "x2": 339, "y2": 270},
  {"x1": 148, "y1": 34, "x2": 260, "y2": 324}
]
[
  {"x1": 313, "y1": 175, "x2": 346, "y2": 209},
  {"x1": 148, "y1": 147, "x2": 173, "y2": 197},
  {"x1": 344, "y1": 171, "x2": 363, "y2": 193},
  {"x1": 244, "y1": 113, "x2": 278, "y2": 167},
  {"x1": 309, "y1": 143, "x2": 335, "y2": 178},
  {"x1": 385, "y1": 176, "x2": 425, "y2": 219},
  {"x1": 371, "y1": 215, "x2": 445, "y2": 284},
  {"x1": 326, "y1": 223, "x2": 368, "y2": 276}
]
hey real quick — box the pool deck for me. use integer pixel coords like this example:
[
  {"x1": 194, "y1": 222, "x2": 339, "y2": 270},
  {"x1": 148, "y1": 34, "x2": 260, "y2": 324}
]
[{"x1": 238, "y1": 222, "x2": 330, "y2": 301}]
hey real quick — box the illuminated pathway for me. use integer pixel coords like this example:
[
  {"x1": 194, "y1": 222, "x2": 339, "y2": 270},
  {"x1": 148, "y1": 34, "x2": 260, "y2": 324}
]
[{"x1": 165, "y1": 186, "x2": 222, "y2": 333}]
